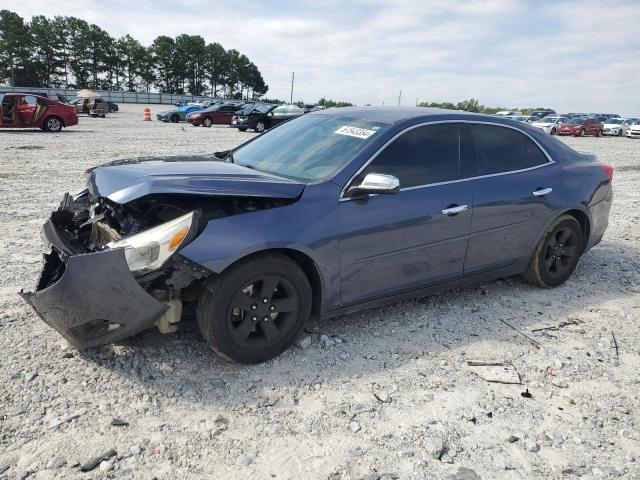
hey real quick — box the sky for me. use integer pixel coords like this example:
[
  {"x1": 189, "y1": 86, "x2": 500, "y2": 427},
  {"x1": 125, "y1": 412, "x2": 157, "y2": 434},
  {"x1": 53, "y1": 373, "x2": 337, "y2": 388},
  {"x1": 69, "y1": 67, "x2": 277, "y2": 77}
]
[{"x1": 6, "y1": 0, "x2": 640, "y2": 115}]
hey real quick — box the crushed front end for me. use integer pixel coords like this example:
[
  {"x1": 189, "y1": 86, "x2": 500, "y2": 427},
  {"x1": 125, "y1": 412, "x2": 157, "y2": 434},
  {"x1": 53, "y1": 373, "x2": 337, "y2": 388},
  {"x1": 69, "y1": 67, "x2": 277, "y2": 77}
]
[{"x1": 20, "y1": 190, "x2": 209, "y2": 348}]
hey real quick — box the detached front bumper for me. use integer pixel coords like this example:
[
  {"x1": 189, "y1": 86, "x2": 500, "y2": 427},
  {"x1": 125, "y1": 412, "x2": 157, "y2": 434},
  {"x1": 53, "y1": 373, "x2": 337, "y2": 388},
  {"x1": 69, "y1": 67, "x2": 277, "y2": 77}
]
[{"x1": 20, "y1": 219, "x2": 168, "y2": 349}]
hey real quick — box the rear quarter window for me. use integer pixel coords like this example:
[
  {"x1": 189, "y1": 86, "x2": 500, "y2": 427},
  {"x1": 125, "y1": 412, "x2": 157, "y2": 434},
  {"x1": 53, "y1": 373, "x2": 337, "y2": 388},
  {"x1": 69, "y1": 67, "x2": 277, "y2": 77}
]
[{"x1": 472, "y1": 124, "x2": 549, "y2": 175}]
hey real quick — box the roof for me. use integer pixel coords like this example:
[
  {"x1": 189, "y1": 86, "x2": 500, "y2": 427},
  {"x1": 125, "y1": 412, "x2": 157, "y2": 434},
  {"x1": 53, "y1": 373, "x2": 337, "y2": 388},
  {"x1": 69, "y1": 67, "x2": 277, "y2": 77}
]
[{"x1": 310, "y1": 106, "x2": 486, "y2": 123}]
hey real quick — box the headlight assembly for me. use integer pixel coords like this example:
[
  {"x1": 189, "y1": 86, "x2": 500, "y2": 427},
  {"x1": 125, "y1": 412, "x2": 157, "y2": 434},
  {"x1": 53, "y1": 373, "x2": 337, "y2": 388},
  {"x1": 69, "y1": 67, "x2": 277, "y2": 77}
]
[{"x1": 107, "y1": 211, "x2": 195, "y2": 274}]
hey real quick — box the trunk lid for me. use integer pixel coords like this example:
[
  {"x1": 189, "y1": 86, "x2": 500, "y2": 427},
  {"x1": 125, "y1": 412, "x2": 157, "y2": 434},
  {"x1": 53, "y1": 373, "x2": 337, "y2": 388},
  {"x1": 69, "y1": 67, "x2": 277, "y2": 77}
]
[{"x1": 86, "y1": 154, "x2": 306, "y2": 204}]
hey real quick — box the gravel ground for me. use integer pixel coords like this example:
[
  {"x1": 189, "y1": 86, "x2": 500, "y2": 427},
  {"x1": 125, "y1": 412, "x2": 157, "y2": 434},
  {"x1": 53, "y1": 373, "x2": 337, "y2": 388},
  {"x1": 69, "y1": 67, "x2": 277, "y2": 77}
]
[{"x1": 1, "y1": 104, "x2": 639, "y2": 480}]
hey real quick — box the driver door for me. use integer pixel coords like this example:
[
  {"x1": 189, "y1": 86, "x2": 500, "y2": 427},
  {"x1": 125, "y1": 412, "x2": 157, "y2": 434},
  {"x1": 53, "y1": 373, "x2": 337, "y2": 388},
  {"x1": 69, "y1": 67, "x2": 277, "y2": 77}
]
[{"x1": 338, "y1": 123, "x2": 473, "y2": 306}]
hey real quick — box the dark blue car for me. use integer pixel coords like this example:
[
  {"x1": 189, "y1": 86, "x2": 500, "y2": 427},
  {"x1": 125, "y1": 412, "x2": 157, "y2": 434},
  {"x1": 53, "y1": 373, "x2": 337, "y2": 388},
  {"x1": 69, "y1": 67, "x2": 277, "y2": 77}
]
[{"x1": 21, "y1": 108, "x2": 613, "y2": 363}]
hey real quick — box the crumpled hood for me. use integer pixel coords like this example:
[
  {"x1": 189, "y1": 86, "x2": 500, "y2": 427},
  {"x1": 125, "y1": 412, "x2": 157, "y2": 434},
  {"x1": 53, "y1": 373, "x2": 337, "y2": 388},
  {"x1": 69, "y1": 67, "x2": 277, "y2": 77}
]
[{"x1": 86, "y1": 154, "x2": 306, "y2": 204}]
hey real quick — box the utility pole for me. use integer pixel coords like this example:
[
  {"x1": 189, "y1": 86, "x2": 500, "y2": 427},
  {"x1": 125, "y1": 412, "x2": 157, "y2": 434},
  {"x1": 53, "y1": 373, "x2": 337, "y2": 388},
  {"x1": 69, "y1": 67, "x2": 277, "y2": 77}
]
[
  {"x1": 290, "y1": 72, "x2": 295, "y2": 105},
  {"x1": 415, "y1": 97, "x2": 419, "y2": 106},
  {"x1": 397, "y1": 90, "x2": 402, "y2": 107}
]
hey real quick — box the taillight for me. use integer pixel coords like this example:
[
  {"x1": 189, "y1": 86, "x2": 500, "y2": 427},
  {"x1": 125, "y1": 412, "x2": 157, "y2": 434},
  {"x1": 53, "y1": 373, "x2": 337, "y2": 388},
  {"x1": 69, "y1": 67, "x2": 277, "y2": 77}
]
[{"x1": 601, "y1": 163, "x2": 614, "y2": 181}]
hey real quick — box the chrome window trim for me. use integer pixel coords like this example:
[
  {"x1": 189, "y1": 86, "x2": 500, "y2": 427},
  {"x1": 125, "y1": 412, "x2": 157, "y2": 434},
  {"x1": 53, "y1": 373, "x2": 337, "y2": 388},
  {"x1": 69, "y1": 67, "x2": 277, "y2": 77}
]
[{"x1": 339, "y1": 119, "x2": 556, "y2": 201}]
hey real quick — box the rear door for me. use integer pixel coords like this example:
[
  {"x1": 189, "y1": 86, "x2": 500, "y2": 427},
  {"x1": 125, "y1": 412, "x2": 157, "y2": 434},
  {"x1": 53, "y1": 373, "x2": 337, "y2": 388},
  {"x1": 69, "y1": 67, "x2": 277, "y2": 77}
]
[
  {"x1": 338, "y1": 123, "x2": 474, "y2": 305},
  {"x1": 465, "y1": 123, "x2": 559, "y2": 275}
]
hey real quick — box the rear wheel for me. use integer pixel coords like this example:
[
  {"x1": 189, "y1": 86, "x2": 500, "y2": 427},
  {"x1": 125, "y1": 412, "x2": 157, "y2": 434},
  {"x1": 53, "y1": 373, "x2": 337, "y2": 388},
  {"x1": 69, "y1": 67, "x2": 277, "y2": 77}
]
[
  {"x1": 43, "y1": 116, "x2": 63, "y2": 132},
  {"x1": 255, "y1": 120, "x2": 266, "y2": 133},
  {"x1": 197, "y1": 254, "x2": 312, "y2": 363},
  {"x1": 618, "y1": 129, "x2": 623, "y2": 136},
  {"x1": 579, "y1": 129, "x2": 586, "y2": 137},
  {"x1": 522, "y1": 215, "x2": 583, "y2": 288},
  {"x1": 238, "y1": 127, "x2": 248, "y2": 132},
  {"x1": 203, "y1": 117, "x2": 213, "y2": 127},
  {"x1": 596, "y1": 129, "x2": 602, "y2": 137},
  {"x1": 170, "y1": 114, "x2": 179, "y2": 123}
]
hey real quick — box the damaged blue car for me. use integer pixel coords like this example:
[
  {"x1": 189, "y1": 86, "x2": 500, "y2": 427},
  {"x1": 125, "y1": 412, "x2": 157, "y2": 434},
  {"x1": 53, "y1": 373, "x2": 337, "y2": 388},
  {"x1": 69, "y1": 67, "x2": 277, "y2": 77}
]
[{"x1": 21, "y1": 108, "x2": 613, "y2": 363}]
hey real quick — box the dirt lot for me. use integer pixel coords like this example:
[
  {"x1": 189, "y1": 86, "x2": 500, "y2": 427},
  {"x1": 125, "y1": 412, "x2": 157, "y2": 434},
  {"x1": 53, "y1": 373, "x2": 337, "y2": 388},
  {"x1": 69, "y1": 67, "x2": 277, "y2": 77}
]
[{"x1": 1, "y1": 104, "x2": 639, "y2": 479}]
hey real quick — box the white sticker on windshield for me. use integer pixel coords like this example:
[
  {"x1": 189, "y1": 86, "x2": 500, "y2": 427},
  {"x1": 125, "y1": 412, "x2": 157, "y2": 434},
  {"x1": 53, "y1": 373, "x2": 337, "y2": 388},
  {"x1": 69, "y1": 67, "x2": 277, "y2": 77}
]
[{"x1": 334, "y1": 126, "x2": 377, "y2": 139}]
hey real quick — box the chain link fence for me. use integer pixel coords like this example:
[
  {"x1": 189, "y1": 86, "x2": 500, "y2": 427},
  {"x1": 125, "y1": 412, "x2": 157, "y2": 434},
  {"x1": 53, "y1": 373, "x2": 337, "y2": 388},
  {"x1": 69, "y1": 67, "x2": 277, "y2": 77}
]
[{"x1": 0, "y1": 86, "x2": 218, "y2": 105}]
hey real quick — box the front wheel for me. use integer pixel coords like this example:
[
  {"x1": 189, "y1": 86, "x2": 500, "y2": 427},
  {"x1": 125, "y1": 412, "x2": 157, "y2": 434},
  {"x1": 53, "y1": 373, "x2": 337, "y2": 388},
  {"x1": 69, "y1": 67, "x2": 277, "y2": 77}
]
[
  {"x1": 618, "y1": 129, "x2": 623, "y2": 137},
  {"x1": 170, "y1": 114, "x2": 179, "y2": 123},
  {"x1": 43, "y1": 116, "x2": 63, "y2": 132},
  {"x1": 550, "y1": 127, "x2": 556, "y2": 135},
  {"x1": 197, "y1": 254, "x2": 312, "y2": 364},
  {"x1": 579, "y1": 129, "x2": 586, "y2": 137},
  {"x1": 522, "y1": 215, "x2": 583, "y2": 288},
  {"x1": 203, "y1": 117, "x2": 213, "y2": 127},
  {"x1": 596, "y1": 129, "x2": 602, "y2": 137}
]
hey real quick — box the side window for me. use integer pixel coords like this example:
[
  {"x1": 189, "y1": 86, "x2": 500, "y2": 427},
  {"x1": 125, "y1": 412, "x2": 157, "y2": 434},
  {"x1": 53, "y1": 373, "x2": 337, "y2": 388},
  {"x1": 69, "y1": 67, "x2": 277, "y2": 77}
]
[
  {"x1": 23, "y1": 95, "x2": 38, "y2": 106},
  {"x1": 472, "y1": 124, "x2": 548, "y2": 175},
  {"x1": 357, "y1": 124, "x2": 460, "y2": 189}
]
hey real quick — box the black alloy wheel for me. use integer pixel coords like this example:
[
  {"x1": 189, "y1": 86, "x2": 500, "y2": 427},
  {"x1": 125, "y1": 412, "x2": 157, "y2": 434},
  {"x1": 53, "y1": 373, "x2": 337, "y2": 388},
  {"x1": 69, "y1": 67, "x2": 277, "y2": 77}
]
[
  {"x1": 226, "y1": 275, "x2": 299, "y2": 349},
  {"x1": 197, "y1": 254, "x2": 312, "y2": 363},
  {"x1": 170, "y1": 114, "x2": 179, "y2": 123},
  {"x1": 523, "y1": 214, "x2": 583, "y2": 288}
]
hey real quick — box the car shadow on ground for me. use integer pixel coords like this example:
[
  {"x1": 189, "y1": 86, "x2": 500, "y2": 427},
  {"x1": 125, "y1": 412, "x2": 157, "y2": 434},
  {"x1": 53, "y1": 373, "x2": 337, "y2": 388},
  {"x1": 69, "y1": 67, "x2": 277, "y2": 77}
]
[
  {"x1": 0, "y1": 129, "x2": 94, "y2": 134},
  {"x1": 78, "y1": 240, "x2": 639, "y2": 405}
]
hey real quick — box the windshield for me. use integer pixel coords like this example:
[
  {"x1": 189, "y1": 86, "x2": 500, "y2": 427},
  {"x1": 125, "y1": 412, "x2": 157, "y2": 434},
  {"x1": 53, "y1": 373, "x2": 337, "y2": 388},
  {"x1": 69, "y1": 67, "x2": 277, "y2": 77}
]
[
  {"x1": 605, "y1": 118, "x2": 622, "y2": 124},
  {"x1": 568, "y1": 118, "x2": 585, "y2": 125},
  {"x1": 538, "y1": 117, "x2": 557, "y2": 123},
  {"x1": 239, "y1": 104, "x2": 272, "y2": 115},
  {"x1": 232, "y1": 114, "x2": 391, "y2": 181}
]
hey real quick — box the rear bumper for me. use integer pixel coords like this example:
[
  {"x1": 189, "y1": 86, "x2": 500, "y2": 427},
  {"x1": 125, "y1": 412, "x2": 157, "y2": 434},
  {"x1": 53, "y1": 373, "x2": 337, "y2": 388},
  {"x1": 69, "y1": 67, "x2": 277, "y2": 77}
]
[{"x1": 20, "y1": 219, "x2": 168, "y2": 349}]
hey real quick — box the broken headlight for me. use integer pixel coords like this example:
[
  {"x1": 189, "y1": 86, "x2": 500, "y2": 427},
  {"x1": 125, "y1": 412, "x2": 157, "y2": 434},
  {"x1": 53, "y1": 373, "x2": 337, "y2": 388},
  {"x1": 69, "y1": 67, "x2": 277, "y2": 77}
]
[{"x1": 107, "y1": 211, "x2": 194, "y2": 274}]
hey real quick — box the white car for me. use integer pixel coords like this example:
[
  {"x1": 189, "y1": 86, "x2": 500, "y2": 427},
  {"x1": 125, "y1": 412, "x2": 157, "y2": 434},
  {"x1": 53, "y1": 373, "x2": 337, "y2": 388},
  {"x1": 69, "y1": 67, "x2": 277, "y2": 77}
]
[
  {"x1": 602, "y1": 118, "x2": 627, "y2": 136},
  {"x1": 531, "y1": 116, "x2": 569, "y2": 135},
  {"x1": 626, "y1": 120, "x2": 640, "y2": 139}
]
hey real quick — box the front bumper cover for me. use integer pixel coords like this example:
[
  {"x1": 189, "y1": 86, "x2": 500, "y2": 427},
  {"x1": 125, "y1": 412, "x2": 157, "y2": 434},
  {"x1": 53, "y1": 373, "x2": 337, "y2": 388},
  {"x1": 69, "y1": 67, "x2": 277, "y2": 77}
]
[{"x1": 20, "y1": 220, "x2": 168, "y2": 349}]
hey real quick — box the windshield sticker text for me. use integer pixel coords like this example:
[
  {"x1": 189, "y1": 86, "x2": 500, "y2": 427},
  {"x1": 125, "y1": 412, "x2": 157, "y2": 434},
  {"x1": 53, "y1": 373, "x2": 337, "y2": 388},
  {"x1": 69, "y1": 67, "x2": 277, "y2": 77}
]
[{"x1": 334, "y1": 126, "x2": 377, "y2": 139}]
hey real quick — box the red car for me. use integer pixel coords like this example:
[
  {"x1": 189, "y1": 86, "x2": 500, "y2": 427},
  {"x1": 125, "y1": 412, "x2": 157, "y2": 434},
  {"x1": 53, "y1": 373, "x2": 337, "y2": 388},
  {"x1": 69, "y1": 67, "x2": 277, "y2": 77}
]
[
  {"x1": 186, "y1": 104, "x2": 245, "y2": 127},
  {"x1": 0, "y1": 93, "x2": 78, "y2": 132},
  {"x1": 556, "y1": 117, "x2": 603, "y2": 137}
]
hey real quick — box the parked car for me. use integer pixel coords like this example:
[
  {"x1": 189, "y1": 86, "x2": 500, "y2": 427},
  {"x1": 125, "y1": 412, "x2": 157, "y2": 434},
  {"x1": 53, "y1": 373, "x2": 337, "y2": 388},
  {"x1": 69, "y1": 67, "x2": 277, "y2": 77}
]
[
  {"x1": 557, "y1": 117, "x2": 603, "y2": 137},
  {"x1": 20, "y1": 108, "x2": 613, "y2": 363},
  {"x1": 531, "y1": 116, "x2": 569, "y2": 135},
  {"x1": 494, "y1": 110, "x2": 522, "y2": 116},
  {"x1": 70, "y1": 97, "x2": 108, "y2": 117},
  {"x1": 529, "y1": 110, "x2": 556, "y2": 118},
  {"x1": 107, "y1": 101, "x2": 119, "y2": 113},
  {"x1": 186, "y1": 104, "x2": 246, "y2": 127},
  {"x1": 157, "y1": 105, "x2": 205, "y2": 123},
  {"x1": 230, "y1": 104, "x2": 278, "y2": 132},
  {"x1": 602, "y1": 118, "x2": 628, "y2": 136},
  {"x1": 0, "y1": 92, "x2": 78, "y2": 132},
  {"x1": 626, "y1": 120, "x2": 640, "y2": 138}
]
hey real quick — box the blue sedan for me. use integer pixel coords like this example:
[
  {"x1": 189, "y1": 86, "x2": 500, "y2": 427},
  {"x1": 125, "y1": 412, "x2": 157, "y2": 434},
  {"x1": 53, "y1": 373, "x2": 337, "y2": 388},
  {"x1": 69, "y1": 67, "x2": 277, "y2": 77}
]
[{"x1": 21, "y1": 108, "x2": 613, "y2": 363}]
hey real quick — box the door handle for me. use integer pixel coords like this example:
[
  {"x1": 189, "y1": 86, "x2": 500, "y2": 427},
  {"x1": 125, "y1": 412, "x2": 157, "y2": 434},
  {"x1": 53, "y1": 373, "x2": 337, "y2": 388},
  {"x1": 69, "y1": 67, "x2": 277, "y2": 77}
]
[
  {"x1": 441, "y1": 204, "x2": 468, "y2": 215},
  {"x1": 532, "y1": 187, "x2": 553, "y2": 197}
]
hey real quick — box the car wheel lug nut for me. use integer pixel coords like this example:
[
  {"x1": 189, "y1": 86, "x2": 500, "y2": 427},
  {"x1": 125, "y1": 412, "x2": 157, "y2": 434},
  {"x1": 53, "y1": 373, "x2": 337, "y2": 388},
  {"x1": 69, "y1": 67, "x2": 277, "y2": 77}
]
[
  {"x1": 252, "y1": 316, "x2": 258, "y2": 322},
  {"x1": 262, "y1": 297, "x2": 268, "y2": 303},
  {"x1": 269, "y1": 305, "x2": 275, "y2": 311},
  {"x1": 263, "y1": 316, "x2": 269, "y2": 322},
  {"x1": 251, "y1": 304, "x2": 257, "y2": 310}
]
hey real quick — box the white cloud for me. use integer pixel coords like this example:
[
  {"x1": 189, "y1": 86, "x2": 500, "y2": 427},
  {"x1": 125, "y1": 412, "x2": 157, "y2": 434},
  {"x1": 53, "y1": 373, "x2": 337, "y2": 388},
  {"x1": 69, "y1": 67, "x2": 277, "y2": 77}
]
[{"x1": 9, "y1": 0, "x2": 640, "y2": 114}]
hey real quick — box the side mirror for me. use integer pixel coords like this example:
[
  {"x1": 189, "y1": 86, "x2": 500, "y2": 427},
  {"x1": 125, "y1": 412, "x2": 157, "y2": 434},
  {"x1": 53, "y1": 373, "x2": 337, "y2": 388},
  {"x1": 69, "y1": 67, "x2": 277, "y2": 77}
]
[{"x1": 346, "y1": 173, "x2": 400, "y2": 197}]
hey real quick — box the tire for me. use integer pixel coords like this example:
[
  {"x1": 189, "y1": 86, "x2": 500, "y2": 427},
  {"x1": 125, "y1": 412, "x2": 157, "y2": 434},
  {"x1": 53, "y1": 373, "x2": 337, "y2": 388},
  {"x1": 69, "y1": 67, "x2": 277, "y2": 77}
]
[
  {"x1": 522, "y1": 214, "x2": 583, "y2": 288},
  {"x1": 203, "y1": 117, "x2": 213, "y2": 128},
  {"x1": 254, "y1": 120, "x2": 266, "y2": 133},
  {"x1": 550, "y1": 127, "x2": 556, "y2": 135},
  {"x1": 197, "y1": 254, "x2": 312, "y2": 364},
  {"x1": 170, "y1": 114, "x2": 179, "y2": 123},
  {"x1": 596, "y1": 129, "x2": 602, "y2": 137},
  {"x1": 579, "y1": 129, "x2": 585, "y2": 137},
  {"x1": 238, "y1": 127, "x2": 248, "y2": 132},
  {"x1": 43, "y1": 116, "x2": 63, "y2": 132},
  {"x1": 618, "y1": 129, "x2": 623, "y2": 137}
]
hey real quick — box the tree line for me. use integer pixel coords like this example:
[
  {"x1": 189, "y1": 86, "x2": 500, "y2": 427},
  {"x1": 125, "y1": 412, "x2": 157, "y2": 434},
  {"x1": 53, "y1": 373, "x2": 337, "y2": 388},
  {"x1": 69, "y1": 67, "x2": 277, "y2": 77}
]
[
  {"x1": 417, "y1": 98, "x2": 554, "y2": 115},
  {"x1": 0, "y1": 9, "x2": 268, "y2": 98}
]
